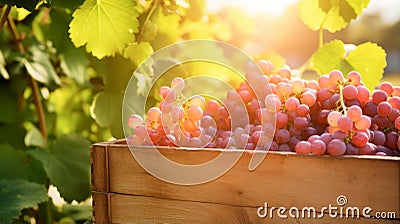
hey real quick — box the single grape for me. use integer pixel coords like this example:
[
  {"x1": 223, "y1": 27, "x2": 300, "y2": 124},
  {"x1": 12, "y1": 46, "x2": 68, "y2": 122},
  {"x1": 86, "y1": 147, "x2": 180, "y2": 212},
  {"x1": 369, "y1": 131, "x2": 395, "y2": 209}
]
[
  {"x1": 327, "y1": 139, "x2": 346, "y2": 156},
  {"x1": 377, "y1": 101, "x2": 392, "y2": 117},
  {"x1": 356, "y1": 86, "x2": 370, "y2": 103},
  {"x1": 288, "y1": 136, "x2": 301, "y2": 149},
  {"x1": 337, "y1": 116, "x2": 353, "y2": 133},
  {"x1": 345, "y1": 143, "x2": 358, "y2": 155},
  {"x1": 311, "y1": 140, "x2": 326, "y2": 155},
  {"x1": 372, "y1": 90, "x2": 388, "y2": 105},
  {"x1": 265, "y1": 94, "x2": 282, "y2": 113},
  {"x1": 297, "y1": 104, "x2": 310, "y2": 117},
  {"x1": 276, "y1": 82, "x2": 293, "y2": 98},
  {"x1": 380, "y1": 82, "x2": 393, "y2": 96},
  {"x1": 238, "y1": 90, "x2": 253, "y2": 103},
  {"x1": 285, "y1": 96, "x2": 300, "y2": 112},
  {"x1": 343, "y1": 85, "x2": 358, "y2": 100},
  {"x1": 294, "y1": 117, "x2": 308, "y2": 130},
  {"x1": 393, "y1": 86, "x2": 400, "y2": 97},
  {"x1": 395, "y1": 116, "x2": 400, "y2": 129},
  {"x1": 148, "y1": 107, "x2": 161, "y2": 121},
  {"x1": 318, "y1": 75, "x2": 331, "y2": 89},
  {"x1": 295, "y1": 141, "x2": 312, "y2": 154},
  {"x1": 171, "y1": 77, "x2": 185, "y2": 92},
  {"x1": 237, "y1": 133, "x2": 250, "y2": 148},
  {"x1": 275, "y1": 111, "x2": 289, "y2": 129},
  {"x1": 277, "y1": 67, "x2": 292, "y2": 80},
  {"x1": 128, "y1": 114, "x2": 144, "y2": 129},
  {"x1": 346, "y1": 71, "x2": 361, "y2": 86},
  {"x1": 329, "y1": 70, "x2": 345, "y2": 85},
  {"x1": 347, "y1": 105, "x2": 362, "y2": 122},
  {"x1": 363, "y1": 102, "x2": 377, "y2": 117},
  {"x1": 327, "y1": 111, "x2": 342, "y2": 127},
  {"x1": 307, "y1": 135, "x2": 320, "y2": 143},
  {"x1": 135, "y1": 125, "x2": 147, "y2": 138},
  {"x1": 388, "y1": 108, "x2": 400, "y2": 121},
  {"x1": 373, "y1": 115, "x2": 389, "y2": 130},
  {"x1": 373, "y1": 130, "x2": 386, "y2": 146},
  {"x1": 352, "y1": 131, "x2": 369, "y2": 147},
  {"x1": 388, "y1": 97, "x2": 400, "y2": 110},
  {"x1": 300, "y1": 91, "x2": 317, "y2": 107},
  {"x1": 159, "y1": 86, "x2": 171, "y2": 99},
  {"x1": 190, "y1": 95, "x2": 206, "y2": 110},
  {"x1": 332, "y1": 130, "x2": 347, "y2": 141},
  {"x1": 183, "y1": 119, "x2": 198, "y2": 133},
  {"x1": 384, "y1": 132, "x2": 399, "y2": 149},
  {"x1": 275, "y1": 129, "x2": 290, "y2": 144},
  {"x1": 292, "y1": 79, "x2": 305, "y2": 95}
]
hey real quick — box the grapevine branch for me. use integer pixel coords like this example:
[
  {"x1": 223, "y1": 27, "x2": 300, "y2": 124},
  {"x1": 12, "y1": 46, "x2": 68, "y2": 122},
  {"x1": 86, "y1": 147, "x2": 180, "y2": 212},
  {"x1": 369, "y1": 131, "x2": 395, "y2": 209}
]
[
  {"x1": 138, "y1": 0, "x2": 160, "y2": 42},
  {"x1": 0, "y1": 5, "x2": 11, "y2": 31},
  {"x1": 7, "y1": 15, "x2": 48, "y2": 144}
]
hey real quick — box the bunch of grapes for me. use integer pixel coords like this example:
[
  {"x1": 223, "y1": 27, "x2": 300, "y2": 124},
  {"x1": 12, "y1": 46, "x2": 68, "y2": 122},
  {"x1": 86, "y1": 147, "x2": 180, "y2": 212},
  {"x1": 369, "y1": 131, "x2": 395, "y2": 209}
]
[{"x1": 127, "y1": 60, "x2": 400, "y2": 157}]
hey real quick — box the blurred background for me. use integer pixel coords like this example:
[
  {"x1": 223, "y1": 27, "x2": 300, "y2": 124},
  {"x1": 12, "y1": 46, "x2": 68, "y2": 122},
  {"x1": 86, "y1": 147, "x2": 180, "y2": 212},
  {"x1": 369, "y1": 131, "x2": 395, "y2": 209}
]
[{"x1": 206, "y1": 0, "x2": 400, "y2": 75}]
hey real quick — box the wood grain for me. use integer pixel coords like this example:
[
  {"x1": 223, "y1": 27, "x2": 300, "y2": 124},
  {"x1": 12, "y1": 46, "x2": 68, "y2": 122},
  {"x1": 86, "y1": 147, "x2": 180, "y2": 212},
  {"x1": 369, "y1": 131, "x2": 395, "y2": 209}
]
[{"x1": 91, "y1": 141, "x2": 400, "y2": 223}]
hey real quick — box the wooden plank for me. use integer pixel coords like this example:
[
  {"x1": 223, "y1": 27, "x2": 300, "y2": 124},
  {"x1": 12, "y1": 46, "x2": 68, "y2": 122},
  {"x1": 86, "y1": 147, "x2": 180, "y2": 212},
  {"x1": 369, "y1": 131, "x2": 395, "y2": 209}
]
[
  {"x1": 92, "y1": 192, "x2": 110, "y2": 224},
  {"x1": 105, "y1": 143, "x2": 400, "y2": 214},
  {"x1": 110, "y1": 193, "x2": 398, "y2": 224},
  {"x1": 91, "y1": 144, "x2": 109, "y2": 192}
]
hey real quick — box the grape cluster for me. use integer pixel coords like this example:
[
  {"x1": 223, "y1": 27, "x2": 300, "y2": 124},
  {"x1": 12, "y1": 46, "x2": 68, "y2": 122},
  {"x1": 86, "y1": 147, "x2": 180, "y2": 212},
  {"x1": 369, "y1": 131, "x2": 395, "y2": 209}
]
[{"x1": 127, "y1": 60, "x2": 400, "y2": 157}]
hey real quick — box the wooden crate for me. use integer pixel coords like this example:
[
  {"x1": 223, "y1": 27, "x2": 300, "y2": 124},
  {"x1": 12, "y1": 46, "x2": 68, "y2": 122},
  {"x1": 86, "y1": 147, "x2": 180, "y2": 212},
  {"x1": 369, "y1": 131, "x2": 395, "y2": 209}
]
[{"x1": 91, "y1": 140, "x2": 400, "y2": 223}]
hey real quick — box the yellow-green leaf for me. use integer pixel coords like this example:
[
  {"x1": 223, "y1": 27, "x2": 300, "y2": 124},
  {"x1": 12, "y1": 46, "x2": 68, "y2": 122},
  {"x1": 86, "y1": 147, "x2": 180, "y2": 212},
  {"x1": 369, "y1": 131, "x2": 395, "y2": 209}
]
[
  {"x1": 312, "y1": 40, "x2": 387, "y2": 91},
  {"x1": 69, "y1": 0, "x2": 140, "y2": 59},
  {"x1": 298, "y1": 0, "x2": 370, "y2": 33},
  {"x1": 123, "y1": 42, "x2": 154, "y2": 66}
]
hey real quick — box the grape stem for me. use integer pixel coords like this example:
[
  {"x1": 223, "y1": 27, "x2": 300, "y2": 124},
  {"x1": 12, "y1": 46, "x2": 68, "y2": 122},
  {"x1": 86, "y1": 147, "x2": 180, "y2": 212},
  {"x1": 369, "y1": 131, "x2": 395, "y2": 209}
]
[
  {"x1": 338, "y1": 84, "x2": 347, "y2": 116},
  {"x1": 138, "y1": 0, "x2": 160, "y2": 42}
]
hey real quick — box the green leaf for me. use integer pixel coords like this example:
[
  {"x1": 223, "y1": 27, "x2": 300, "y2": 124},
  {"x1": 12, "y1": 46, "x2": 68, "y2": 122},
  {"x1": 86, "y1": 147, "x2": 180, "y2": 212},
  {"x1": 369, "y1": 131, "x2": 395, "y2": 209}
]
[
  {"x1": 299, "y1": 0, "x2": 370, "y2": 33},
  {"x1": 22, "y1": 44, "x2": 61, "y2": 85},
  {"x1": 91, "y1": 91, "x2": 123, "y2": 128},
  {"x1": 60, "y1": 47, "x2": 89, "y2": 85},
  {"x1": 95, "y1": 56, "x2": 134, "y2": 92},
  {"x1": 150, "y1": 6, "x2": 180, "y2": 50},
  {"x1": 123, "y1": 42, "x2": 154, "y2": 66},
  {"x1": 0, "y1": 179, "x2": 48, "y2": 221},
  {"x1": 60, "y1": 204, "x2": 92, "y2": 221},
  {"x1": 0, "y1": 0, "x2": 39, "y2": 11},
  {"x1": 312, "y1": 40, "x2": 387, "y2": 91},
  {"x1": 0, "y1": 144, "x2": 47, "y2": 184},
  {"x1": 24, "y1": 126, "x2": 46, "y2": 148},
  {"x1": 29, "y1": 134, "x2": 91, "y2": 202},
  {"x1": 69, "y1": 0, "x2": 140, "y2": 59}
]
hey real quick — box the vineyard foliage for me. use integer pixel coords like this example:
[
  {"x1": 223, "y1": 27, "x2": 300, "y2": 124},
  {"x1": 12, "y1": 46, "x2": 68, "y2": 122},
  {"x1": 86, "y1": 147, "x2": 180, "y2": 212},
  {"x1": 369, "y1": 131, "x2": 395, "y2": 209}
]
[{"x1": 0, "y1": 0, "x2": 388, "y2": 222}]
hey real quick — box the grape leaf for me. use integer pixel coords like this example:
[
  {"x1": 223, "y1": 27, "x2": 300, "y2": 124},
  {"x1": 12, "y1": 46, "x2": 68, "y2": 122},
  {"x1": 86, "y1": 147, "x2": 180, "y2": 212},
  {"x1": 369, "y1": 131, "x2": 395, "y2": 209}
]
[
  {"x1": 29, "y1": 134, "x2": 91, "y2": 202},
  {"x1": 139, "y1": 20, "x2": 158, "y2": 42},
  {"x1": 299, "y1": 0, "x2": 370, "y2": 33},
  {"x1": 60, "y1": 47, "x2": 89, "y2": 85},
  {"x1": 0, "y1": 0, "x2": 39, "y2": 11},
  {"x1": 0, "y1": 144, "x2": 47, "y2": 184},
  {"x1": 150, "y1": 6, "x2": 181, "y2": 50},
  {"x1": 123, "y1": 42, "x2": 154, "y2": 67},
  {"x1": 22, "y1": 44, "x2": 60, "y2": 85},
  {"x1": 312, "y1": 40, "x2": 387, "y2": 91},
  {"x1": 0, "y1": 179, "x2": 48, "y2": 221},
  {"x1": 69, "y1": 0, "x2": 140, "y2": 59}
]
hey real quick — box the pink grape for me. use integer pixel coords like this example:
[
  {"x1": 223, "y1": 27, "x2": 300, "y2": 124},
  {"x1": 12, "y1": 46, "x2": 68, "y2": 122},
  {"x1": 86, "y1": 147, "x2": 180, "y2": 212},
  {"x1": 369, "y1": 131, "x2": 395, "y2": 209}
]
[
  {"x1": 356, "y1": 86, "x2": 370, "y2": 103},
  {"x1": 257, "y1": 60, "x2": 274, "y2": 74},
  {"x1": 343, "y1": 85, "x2": 358, "y2": 100},
  {"x1": 265, "y1": 94, "x2": 282, "y2": 113},
  {"x1": 293, "y1": 117, "x2": 308, "y2": 130},
  {"x1": 285, "y1": 96, "x2": 300, "y2": 111},
  {"x1": 292, "y1": 79, "x2": 305, "y2": 95},
  {"x1": 380, "y1": 82, "x2": 393, "y2": 96},
  {"x1": 311, "y1": 140, "x2": 326, "y2": 155},
  {"x1": 354, "y1": 115, "x2": 371, "y2": 130},
  {"x1": 347, "y1": 105, "x2": 362, "y2": 122},
  {"x1": 329, "y1": 70, "x2": 345, "y2": 85},
  {"x1": 148, "y1": 107, "x2": 161, "y2": 121},
  {"x1": 297, "y1": 104, "x2": 310, "y2": 117},
  {"x1": 159, "y1": 86, "x2": 171, "y2": 99},
  {"x1": 327, "y1": 111, "x2": 341, "y2": 127},
  {"x1": 295, "y1": 141, "x2": 312, "y2": 154},
  {"x1": 377, "y1": 101, "x2": 392, "y2": 117},
  {"x1": 318, "y1": 75, "x2": 331, "y2": 89},
  {"x1": 372, "y1": 90, "x2": 388, "y2": 104},
  {"x1": 327, "y1": 139, "x2": 346, "y2": 156},
  {"x1": 358, "y1": 143, "x2": 377, "y2": 155},
  {"x1": 183, "y1": 119, "x2": 198, "y2": 133},
  {"x1": 395, "y1": 116, "x2": 400, "y2": 129},
  {"x1": 337, "y1": 116, "x2": 353, "y2": 133},
  {"x1": 346, "y1": 71, "x2": 361, "y2": 86},
  {"x1": 187, "y1": 104, "x2": 203, "y2": 121},
  {"x1": 171, "y1": 77, "x2": 185, "y2": 92},
  {"x1": 275, "y1": 129, "x2": 290, "y2": 144},
  {"x1": 128, "y1": 114, "x2": 144, "y2": 129},
  {"x1": 352, "y1": 131, "x2": 369, "y2": 147},
  {"x1": 300, "y1": 91, "x2": 317, "y2": 107}
]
